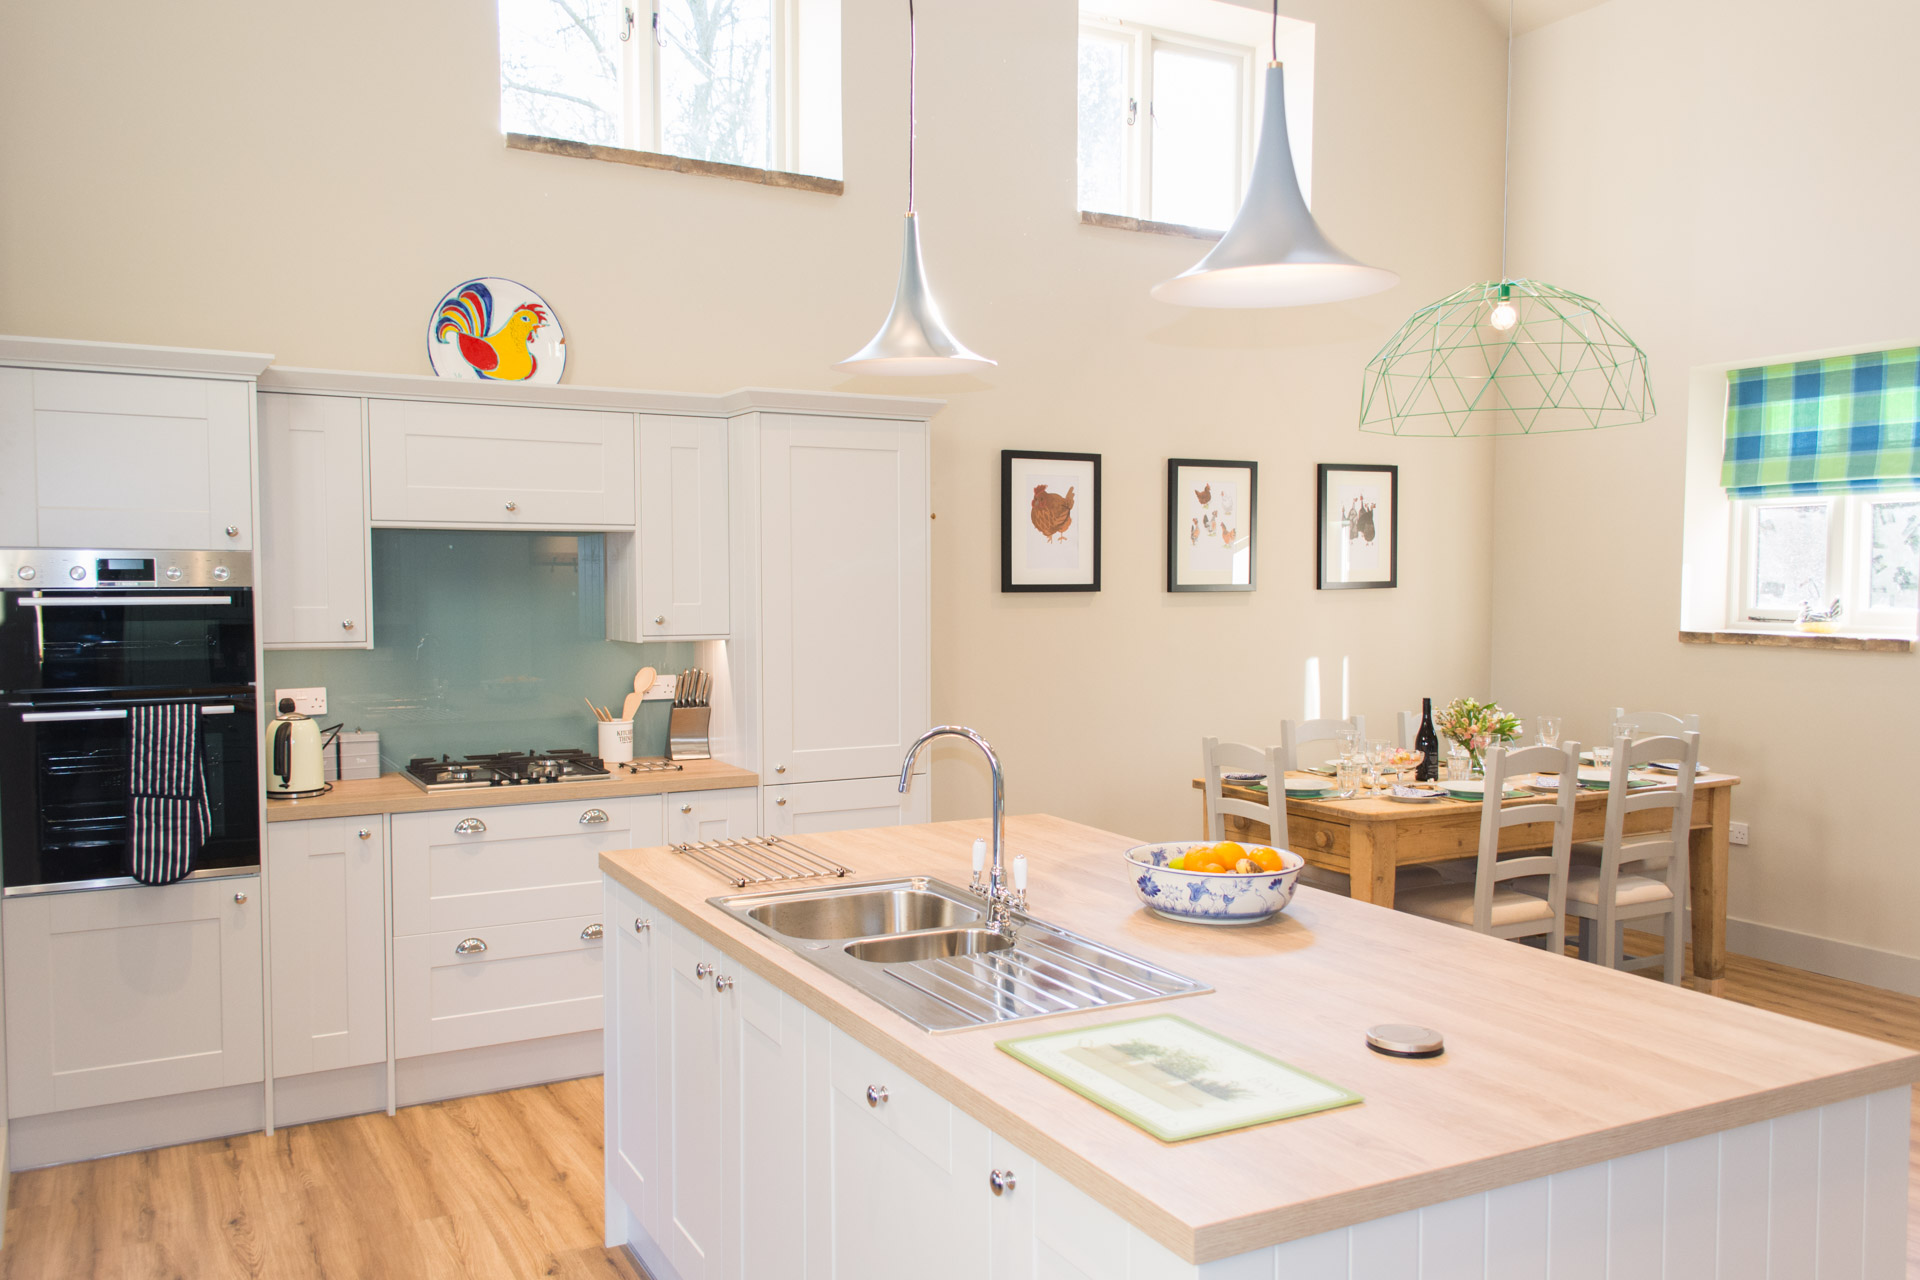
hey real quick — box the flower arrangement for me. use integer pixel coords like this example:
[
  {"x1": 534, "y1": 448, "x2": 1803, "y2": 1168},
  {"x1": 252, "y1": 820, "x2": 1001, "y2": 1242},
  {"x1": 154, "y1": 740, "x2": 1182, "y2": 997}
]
[{"x1": 1433, "y1": 697, "x2": 1521, "y2": 775}]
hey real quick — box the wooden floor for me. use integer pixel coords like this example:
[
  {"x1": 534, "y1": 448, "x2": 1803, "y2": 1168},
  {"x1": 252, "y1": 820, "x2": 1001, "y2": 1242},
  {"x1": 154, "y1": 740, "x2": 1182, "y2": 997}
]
[{"x1": 2, "y1": 943, "x2": 1916, "y2": 1279}]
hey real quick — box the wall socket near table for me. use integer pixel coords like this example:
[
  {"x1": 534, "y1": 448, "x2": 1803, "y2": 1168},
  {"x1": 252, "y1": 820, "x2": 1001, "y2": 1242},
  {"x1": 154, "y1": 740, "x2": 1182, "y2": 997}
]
[
  {"x1": 1729, "y1": 821, "x2": 1750, "y2": 846},
  {"x1": 274, "y1": 687, "x2": 327, "y2": 716}
]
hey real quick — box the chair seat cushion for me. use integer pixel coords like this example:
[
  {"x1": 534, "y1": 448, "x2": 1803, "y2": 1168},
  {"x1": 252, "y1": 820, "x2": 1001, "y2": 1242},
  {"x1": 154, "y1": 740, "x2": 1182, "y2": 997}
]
[
  {"x1": 1395, "y1": 883, "x2": 1558, "y2": 928},
  {"x1": 1515, "y1": 866, "x2": 1674, "y2": 907}
]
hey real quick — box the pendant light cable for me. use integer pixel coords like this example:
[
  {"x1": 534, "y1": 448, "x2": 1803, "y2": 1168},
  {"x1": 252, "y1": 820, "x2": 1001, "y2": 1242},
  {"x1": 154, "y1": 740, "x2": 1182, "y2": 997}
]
[
  {"x1": 907, "y1": 0, "x2": 917, "y2": 215},
  {"x1": 1271, "y1": 0, "x2": 1278, "y2": 62},
  {"x1": 1500, "y1": 0, "x2": 1512, "y2": 280}
]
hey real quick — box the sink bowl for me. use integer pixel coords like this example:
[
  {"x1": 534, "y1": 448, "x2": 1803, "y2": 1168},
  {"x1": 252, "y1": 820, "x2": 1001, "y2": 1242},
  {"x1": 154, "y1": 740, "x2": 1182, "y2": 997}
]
[
  {"x1": 843, "y1": 928, "x2": 1013, "y2": 964},
  {"x1": 748, "y1": 886, "x2": 983, "y2": 940}
]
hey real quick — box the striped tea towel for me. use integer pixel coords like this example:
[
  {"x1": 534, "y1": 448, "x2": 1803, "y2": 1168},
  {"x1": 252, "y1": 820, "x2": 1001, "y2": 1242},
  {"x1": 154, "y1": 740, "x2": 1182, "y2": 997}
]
[{"x1": 127, "y1": 703, "x2": 210, "y2": 885}]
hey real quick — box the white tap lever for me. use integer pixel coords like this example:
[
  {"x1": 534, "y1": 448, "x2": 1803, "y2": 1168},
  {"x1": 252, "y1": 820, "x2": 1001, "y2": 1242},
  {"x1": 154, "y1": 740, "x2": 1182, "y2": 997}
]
[
  {"x1": 1012, "y1": 854, "x2": 1028, "y2": 904},
  {"x1": 971, "y1": 837, "x2": 987, "y2": 888}
]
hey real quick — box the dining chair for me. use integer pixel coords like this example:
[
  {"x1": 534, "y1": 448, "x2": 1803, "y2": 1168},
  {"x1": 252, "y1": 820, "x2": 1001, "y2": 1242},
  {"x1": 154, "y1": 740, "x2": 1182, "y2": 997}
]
[
  {"x1": 1531, "y1": 731, "x2": 1700, "y2": 983},
  {"x1": 1396, "y1": 710, "x2": 1418, "y2": 751},
  {"x1": 1394, "y1": 742, "x2": 1579, "y2": 946},
  {"x1": 1278, "y1": 716, "x2": 1366, "y2": 771},
  {"x1": 1611, "y1": 707, "x2": 1701, "y2": 736}
]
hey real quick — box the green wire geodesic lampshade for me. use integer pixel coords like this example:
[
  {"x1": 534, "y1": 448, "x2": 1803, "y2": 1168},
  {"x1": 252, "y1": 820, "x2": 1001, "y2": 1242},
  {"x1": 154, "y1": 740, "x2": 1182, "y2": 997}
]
[{"x1": 1359, "y1": 279, "x2": 1655, "y2": 436}]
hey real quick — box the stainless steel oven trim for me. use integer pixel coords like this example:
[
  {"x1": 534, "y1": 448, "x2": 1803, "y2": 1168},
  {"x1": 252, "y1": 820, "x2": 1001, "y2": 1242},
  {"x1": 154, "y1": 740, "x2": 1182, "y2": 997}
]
[
  {"x1": 2, "y1": 865, "x2": 261, "y2": 897},
  {"x1": 0, "y1": 549, "x2": 253, "y2": 590},
  {"x1": 19, "y1": 595, "x2": 235, "y2": 608}
]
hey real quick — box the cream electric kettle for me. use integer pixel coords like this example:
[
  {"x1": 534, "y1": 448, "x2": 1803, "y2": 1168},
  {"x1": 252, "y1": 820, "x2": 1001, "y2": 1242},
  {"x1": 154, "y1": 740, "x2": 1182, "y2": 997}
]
[{"x1": 268, "y1": 698, "x2": 328, "y2": 798}]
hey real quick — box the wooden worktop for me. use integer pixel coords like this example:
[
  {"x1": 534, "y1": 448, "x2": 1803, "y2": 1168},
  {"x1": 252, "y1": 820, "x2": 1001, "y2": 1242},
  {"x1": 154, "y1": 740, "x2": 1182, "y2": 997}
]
[
  {"x1": 600, "y1": 814, "x2": 1918, "y2": 1263},
  {"x1": 266, "y1": 758, "x2": 757, "y2": 822}
]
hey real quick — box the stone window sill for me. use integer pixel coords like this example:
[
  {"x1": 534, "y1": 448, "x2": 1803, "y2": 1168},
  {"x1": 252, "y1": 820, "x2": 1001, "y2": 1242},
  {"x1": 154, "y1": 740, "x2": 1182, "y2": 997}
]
[
  {"x1": 1078, "y1": 210, "x2": 1223, "y2": 241},
  {"x1": 506, "y1": 133, "x2": 844, "y2": 196},
  {"x1": 1678, "y1": 629, "x2": 1916, "y2": 653}
]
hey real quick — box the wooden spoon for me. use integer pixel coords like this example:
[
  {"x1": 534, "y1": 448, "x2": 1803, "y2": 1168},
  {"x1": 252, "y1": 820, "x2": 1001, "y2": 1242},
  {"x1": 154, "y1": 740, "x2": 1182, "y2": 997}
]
[{"x1": 620, "y1": 667, "x2": 657, "y2": 722}]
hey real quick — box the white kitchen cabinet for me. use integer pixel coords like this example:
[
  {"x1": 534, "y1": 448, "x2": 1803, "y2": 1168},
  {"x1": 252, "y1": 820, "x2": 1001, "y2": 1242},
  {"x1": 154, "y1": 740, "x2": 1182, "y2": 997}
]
[
  {"x1": 633, "y1": 415, "x2": 730, "y2": 639},
  {"x1": 367, "y1": 398, "x2": 635, "y2": 527},
  {"x1": 391, "y1": 796, "x2": 661, "y2": 935},
  {"x1": 258, "y1": 392, "x2": 370, "y2": 648},
  {"x1": 393, "y1": 912, "x2": 605, "y2": 1058},
  {"x1": 759, "y1": 415, "x2": 929, "y2": 785},
  {"x1": 763, "y1": 775, "x2": 928, "y2": 837},
  {"x1": 266, "y1": 819, "x2": 387, "y2": 1076},
  {"x1": 0, "y1": 367, "x2": 253, "y2": 549},
  {"x1": 665, "y1": 788, "x2": 759, "y2": 845},
  {"x1": 606, "y1": 883, "x2": 663, "y2": 1242},
  {"x1": 663, "y1": 917, "x2": 731, "y2": 1280},
  {"x1": 730, "y1": 959, "x2": 806, "y2": 1280},
  {"x1": 3, "y1": 877, "x2": 263, "y2": 1118}
]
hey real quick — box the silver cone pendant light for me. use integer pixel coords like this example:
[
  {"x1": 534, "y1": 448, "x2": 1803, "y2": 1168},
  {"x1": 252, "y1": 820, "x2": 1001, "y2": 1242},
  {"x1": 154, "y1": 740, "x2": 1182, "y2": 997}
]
[
  {"x1": 1152, "y1": 3, "x2": 1397, "y2": 308},
  {"x1": 836, "y1": 1, "x2": 994, "y2": 376}
]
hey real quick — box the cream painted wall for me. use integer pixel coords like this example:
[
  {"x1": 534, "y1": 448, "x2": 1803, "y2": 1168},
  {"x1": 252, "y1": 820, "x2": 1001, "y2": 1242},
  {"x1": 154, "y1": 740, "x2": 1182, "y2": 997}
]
[
  {"x1": 1494, "y1": 0, "x2": 1920, "y2": 982},
  {"x1": 0, "y1": 1, "x2": 1505, "y2": 844}
]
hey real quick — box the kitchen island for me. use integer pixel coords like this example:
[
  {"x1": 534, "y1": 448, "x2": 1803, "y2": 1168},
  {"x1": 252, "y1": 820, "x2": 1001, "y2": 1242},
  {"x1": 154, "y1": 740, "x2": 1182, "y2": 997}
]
[{"x1": 600, "y1": 815, "x2": 1916, "y2": 1277}]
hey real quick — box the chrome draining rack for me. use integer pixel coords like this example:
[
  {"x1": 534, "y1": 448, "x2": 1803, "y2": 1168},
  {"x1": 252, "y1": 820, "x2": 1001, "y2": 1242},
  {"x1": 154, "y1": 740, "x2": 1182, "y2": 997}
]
[{"x1": 674, "y1": 835, "x2": 849, "y2": 887}]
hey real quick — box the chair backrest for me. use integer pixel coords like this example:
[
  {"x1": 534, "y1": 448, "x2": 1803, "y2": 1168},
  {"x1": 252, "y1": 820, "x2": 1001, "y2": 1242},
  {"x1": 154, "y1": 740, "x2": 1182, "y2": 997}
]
[
  {"x1": 1199, "y1": 737, "x2": 1286, "y2": 843},
  {"x1": 1397, "y1": 709, "x2": 1418, "y2": 751},
  {"x1": 1468, "y1": 742, "x2": 1581, "y2": 934},
  {"x1": 1596, "y1": 731, "x2": 1700, "y2": 897},
  {"x1": 1612, "y1": 707, "x2": 1701, "y2": 736},
  {"x1": 1278, "y1": 715, "x2": 1366, "y2": 771}
]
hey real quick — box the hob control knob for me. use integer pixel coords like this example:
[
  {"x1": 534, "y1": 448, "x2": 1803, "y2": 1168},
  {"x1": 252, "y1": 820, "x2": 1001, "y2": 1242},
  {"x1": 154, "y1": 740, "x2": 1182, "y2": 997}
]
[
  {"x1": 68, "y1": 565, "x2": 86, "y2": 581},
  {"x1": 16, "y1": 566, "x2": 34, "y2": 581}
]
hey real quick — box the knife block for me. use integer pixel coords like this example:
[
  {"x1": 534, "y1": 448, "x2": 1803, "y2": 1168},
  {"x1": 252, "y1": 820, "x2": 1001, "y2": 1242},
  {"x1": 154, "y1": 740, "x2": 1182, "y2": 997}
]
[{"x1": 668, "y1": 706, "x2": 712, "y2": 760}]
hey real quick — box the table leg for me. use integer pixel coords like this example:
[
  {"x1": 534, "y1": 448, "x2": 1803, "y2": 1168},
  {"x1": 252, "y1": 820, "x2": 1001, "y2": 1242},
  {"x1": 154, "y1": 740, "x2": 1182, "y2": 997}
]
[
  {"x1": 1689, "y1": 787, "x2": 1731, "y2": 995},
  {"x1": 1348, "y1": 823, "x2": 1396, "y2": 908}
]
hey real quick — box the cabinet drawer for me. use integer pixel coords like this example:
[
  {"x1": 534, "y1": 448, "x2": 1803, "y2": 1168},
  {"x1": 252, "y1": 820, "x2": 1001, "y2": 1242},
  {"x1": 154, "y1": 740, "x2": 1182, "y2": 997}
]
[
  {"x1": 827, "y1": 1025, "x2": 953, "y2": 1169},
  {"x1": 368, "y1": 398, "x2": 635, "y2": 527},
  {"x1": 393, "y1": 913, "x2": 605, "y2": 1058},
  {"x1": 391, "y1": 797, "x2": 656, "y2": 934}
]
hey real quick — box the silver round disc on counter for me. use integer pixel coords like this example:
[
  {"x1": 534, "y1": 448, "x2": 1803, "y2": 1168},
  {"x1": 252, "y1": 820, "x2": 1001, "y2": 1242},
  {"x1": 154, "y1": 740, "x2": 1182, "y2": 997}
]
[{"x1": 1366, "y1": 1024, "x2": 1445, "y2": 1059}]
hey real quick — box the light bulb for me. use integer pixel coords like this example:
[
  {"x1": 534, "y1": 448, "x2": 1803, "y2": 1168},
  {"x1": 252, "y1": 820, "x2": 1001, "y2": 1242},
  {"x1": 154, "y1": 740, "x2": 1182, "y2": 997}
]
[{"x1": 1488, "y1": 300, "x2": 1519, "y2": 331}]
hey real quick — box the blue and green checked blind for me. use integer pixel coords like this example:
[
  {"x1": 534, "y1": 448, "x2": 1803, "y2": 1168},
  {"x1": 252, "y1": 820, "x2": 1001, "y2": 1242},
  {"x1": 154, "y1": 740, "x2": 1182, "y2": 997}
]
[{"x1": 1721, "y1": 347, "x2": 1920, "y2": 497}]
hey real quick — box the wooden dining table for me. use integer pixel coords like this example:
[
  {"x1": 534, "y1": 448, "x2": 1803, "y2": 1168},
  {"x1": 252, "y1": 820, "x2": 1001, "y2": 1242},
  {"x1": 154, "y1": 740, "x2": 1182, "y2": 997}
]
[{"x1": 1191, "y1": 769, "x2": 1743, "y2": 994}]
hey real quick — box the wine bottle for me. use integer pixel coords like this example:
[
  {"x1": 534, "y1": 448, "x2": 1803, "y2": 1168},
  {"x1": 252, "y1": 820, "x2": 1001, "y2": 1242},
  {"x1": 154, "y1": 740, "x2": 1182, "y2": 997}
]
[{"x1": 1414, "y1": 697, "x2": 1440, "y2": 782}]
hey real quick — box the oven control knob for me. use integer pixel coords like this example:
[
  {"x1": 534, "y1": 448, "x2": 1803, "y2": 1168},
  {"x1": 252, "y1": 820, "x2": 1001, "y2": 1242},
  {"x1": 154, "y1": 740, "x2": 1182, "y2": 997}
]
[
  {"x1": 212, "y1": 566, "x2": 230, "y2": 581},
  {"x1": 67, "y1": 565, "x2": 86, "y2": 581},
  {"x1": 164, "y1": 566, "x2": 182, "y2": 581},
  {"x1": 15, "y1": 566, "x2": 34, "y2": 581}
]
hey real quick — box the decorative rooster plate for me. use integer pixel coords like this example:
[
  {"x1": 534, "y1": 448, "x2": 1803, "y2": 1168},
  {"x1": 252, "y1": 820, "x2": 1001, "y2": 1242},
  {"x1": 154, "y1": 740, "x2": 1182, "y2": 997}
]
[{"x1": 426, "y1": 277, "x2": 566, "y2": 383}]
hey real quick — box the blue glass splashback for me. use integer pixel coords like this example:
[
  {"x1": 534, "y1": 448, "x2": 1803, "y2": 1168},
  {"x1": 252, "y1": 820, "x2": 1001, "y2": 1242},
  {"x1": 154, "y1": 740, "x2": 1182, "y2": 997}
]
[{"x1": 262, "y1": 530, "x2": 694, "y2": 769}]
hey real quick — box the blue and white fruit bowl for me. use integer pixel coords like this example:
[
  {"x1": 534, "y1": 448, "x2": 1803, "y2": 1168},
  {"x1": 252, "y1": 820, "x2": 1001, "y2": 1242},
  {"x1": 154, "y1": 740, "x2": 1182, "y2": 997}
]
[{"x1": 1125, "y1": 841, "x2": 1305, "y2": 926}]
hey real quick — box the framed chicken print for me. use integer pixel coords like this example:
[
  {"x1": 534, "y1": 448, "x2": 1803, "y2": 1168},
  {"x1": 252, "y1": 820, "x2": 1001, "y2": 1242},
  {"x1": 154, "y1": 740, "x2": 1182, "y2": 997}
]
[
  {"x1": 1168, "y1": 458, "x2": 1256, "y2": 592},
  {"x1": 1002, "y1": 450, "x2": 1101, "y2": 592},
  {"x1": 1317, "y1": 463, "x2": 1398, "y2": 590},
  {"x1": 426, "y1": 277, "x2": 567, "y2": 384}
]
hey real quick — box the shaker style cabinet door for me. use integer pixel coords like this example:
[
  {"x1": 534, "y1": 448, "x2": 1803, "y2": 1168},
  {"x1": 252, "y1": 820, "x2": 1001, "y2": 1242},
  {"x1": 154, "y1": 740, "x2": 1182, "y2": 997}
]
[
  {"x1": 2, "y1": 877, "x2": 264, "y2": 1117},
  {"x1": 606, "y1": 881, "x2": 663, "y2": 1240},
  {"x1": 0, "y1": 369, "x2": 253, "y2": 550},
  {"x1": 762, "y1": 775, "x2": 928, "y2": 837},
  {"x1": 664, "y1": 788, "x2": 759, "y2": 845},
  {"x1": 759, "y1": 415, "x2": 930, "y2": 786},
  {"x1": 267, "y1": 819, "x2": 387, "y2": 1076},
  {"x1": 662, "y1": 919, "x2": 732, "y2": 1280},
  {"x1": 367, "y1": 398, "x2": 635, "y2": 528},
  {"x1": 638, "y1": 416, "x2": 729, "y2": 638},
  {"x1": 258, "y1": 393, "x2": 371, "y2": 648}
]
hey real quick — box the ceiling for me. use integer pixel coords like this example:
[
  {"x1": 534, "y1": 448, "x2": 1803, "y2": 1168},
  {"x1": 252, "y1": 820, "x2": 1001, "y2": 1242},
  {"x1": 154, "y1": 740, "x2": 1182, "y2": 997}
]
[{"x1": 1473, "y1": 0, "x2": 1610, "y2": 34}]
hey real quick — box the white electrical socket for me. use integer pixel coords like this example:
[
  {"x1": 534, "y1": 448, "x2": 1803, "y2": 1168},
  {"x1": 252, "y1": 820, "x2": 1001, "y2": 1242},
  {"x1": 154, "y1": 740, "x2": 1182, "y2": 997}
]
[
  {"x1": 274, "y1": 687, "x2": 327, "y2": 716},
  {"x1": 1729, "y1": 821, "x2": 1750, "y2": 846}
]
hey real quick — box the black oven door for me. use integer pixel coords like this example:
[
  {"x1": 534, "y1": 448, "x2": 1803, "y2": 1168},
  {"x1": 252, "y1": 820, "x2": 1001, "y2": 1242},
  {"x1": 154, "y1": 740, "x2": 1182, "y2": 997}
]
[
  {"x1": 0, "y1": 691, "x2": 260, "y2": 892},
  {"x1": 0, "y1": 588, "x2": 256, "y2": 697}
]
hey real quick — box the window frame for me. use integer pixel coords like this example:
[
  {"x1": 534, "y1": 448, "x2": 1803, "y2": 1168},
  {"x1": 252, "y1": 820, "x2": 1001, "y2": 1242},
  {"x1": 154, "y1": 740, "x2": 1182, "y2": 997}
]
[
  {"x1": 1077, "y1": 14, "x2": 1257, "y2": 231},
  {"x1": 630, "y1": 0, "x2": 794, "y2": 172},
  {"x1": 1729, "y1": 489, "x2": 1920, "y2": 636}
]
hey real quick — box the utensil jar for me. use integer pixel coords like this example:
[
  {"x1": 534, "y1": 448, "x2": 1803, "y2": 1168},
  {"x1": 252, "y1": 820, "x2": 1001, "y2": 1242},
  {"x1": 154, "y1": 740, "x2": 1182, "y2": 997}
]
[{"x1": 597, "y1": 718, "x2": 635, "y2": 764}]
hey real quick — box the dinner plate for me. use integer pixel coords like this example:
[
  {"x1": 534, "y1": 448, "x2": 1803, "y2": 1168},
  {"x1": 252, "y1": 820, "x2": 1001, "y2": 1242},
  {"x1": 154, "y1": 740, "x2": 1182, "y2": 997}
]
[
  {"x1": 1283, "y1": 778, "x2": 1335, "y2": 794},
  {"x1": 1386, "y1": 786, "x2": 1446, "y2": 804},
  {"x1": 1441, "y1": 780, "x2": 1531, "y2": 800},
  {"x1": 1221, "y1": 772, "x2": 1266, "y2": 783},
  {"x1": 1647, "y1": 760, "x2": 1709, "y2": 774}
]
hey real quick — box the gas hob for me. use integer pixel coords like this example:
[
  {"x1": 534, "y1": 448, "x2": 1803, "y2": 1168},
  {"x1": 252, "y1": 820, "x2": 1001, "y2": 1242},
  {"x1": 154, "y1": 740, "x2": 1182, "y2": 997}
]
[{"x1": 402, "y1": 750, "x2": 681, "y2": 792}]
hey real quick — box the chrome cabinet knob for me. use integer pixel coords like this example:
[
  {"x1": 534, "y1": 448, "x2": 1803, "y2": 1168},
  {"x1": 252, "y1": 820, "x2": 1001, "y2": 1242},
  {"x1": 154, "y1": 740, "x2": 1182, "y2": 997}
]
[
  {"x1": 680, "y1": 804, "x2": 693, "y2": 814},
  {"x1": 714, "y1": 973, "x2": 733, "y2": 992},
  {"x1": 504, "y1": 501, "x2": 518, "y2": 512},
  {"x1": 634, "y1": 917, "x2": 651, "y2": 933},
  {"x1": 579, "y1": 808, "x2": 610, "y2": 825},
  {"x1": 989, "y1": 1169, "x2": 1017, "y2": 1196},
  {"x1": 581, "y1": 923, "x2": 605, "y2": 941},
  {"x1": 775, "y1": 797, "x2": 787, "y2": 806},
  {"x1": 774, "y1": 764, "x2": 786, "y2": 774},
  {"x1": 454, "y1": 817, "x2": 486, "y2": 835},
  {"x1": 866, "y1": 1084, "x2": 889, "y2": 1108},
  {"x1": 233, "y1": 891, "x2": 249, "y2": 905},
  {"x1": 455, "y1": 937, "x2": 487, "y2": 955},
  {"x1": 357, "y1": 828, "x2": 371, "y2": 840},
  {"x1": 695, "y1": 962, "x2": 714, "y2": 979},
  {"x1": 654, "y1": 616, "x2": 666, "y2": 625},
  {"x1": 225, "y1": 525, "x2": 240, "y2": 537},
  {"x1": 342, "y1": 619, "x2": 355, "y2": 631}
]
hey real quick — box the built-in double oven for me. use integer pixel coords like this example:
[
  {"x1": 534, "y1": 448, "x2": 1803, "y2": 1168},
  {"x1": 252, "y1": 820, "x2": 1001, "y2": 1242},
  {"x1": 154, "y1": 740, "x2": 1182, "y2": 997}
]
[{"x1": 0, "y1": 550, "x2": 259, "y2": 894}]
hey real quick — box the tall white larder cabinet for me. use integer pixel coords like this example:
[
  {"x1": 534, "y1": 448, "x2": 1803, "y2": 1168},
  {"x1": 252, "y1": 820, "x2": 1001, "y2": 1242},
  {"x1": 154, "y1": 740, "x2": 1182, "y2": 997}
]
[{"x1": 752, "y1": 414, "x2": 932, "y2": 824}]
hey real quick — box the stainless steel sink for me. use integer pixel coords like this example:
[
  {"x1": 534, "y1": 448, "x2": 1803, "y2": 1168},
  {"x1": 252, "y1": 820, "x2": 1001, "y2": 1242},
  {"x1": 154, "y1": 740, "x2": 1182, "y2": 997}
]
[
  {"x1": 712, "y1": 877, "x2": 1209, "y2": 1034},
  {"x1": 748, "y1": 885, "x2": 983, "y2": 940}
]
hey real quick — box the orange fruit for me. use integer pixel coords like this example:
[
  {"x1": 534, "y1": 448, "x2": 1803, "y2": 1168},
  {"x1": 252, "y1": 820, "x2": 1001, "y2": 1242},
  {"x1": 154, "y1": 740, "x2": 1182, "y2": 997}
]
[
  {"x1": 1194, "y1": 859, "x2": 1228, "y2": 874},
  {"x1": 1212, "y1": 841, "x2": 1245, "y2": 865},
  {"x1": 1250, "y1": 848, "x2": 1285, "y2": 872}
]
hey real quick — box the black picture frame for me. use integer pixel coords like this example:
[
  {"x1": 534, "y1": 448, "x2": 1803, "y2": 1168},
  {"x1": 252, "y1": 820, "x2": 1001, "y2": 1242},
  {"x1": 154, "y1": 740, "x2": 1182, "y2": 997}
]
[
  {"x1": 1316, "y1": 463, "x2": 1398, "y2": 590},
  {"x1": 1001, "y1": 450, "x2": 1101, "y2": 592},
  {"x1": 1166, "y1": 458, "x2": 1257, "y2": 592}
]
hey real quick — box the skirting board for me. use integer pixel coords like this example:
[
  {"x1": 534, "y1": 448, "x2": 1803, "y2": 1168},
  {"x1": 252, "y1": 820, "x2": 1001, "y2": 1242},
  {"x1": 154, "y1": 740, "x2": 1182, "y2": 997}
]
[
  {"x1": 1726, "y1": 915, "x2": 1920, "y2": 998},
  {"x1": 273, "y1": 1063, "x2": 389, "y2": 1128},
  {"x1": 9, "y1": 1082, "x2": 263, "y2": 1171},
  {"x1": 395, "y1": 1029, "x2": 602, "y2": 1108}
]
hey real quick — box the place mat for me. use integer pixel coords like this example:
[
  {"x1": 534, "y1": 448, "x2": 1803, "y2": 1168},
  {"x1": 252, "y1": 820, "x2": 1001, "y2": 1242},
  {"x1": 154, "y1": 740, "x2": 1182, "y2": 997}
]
[{"x1": 997, "y1": 1013, "x2": 1361, "y2": 1143}]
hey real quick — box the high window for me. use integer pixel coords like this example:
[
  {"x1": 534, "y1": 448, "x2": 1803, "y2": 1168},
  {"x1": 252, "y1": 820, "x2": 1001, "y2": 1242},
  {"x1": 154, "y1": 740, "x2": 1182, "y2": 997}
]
[
  {"x1": 1077, "y1": 0, "x2": 1313, "y2": 232},
  {"x1": 1722, "y1": 348, "x2": 1920, "y2": 636},
  {"x1": 499, "y1": 0, "x2": 842, "y2": 179}
]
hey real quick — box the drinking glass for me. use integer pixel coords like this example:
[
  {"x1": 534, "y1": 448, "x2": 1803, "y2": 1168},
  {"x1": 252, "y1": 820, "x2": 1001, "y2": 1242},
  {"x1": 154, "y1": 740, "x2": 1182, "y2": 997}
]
[
  {"x1": 1337, "y1": 728, "x2": 1362, "y2": 764},
  {"x1": 1536, "y1": 715, "x2": 1561, "y2": 748},
  {"x1": 1446, "y1": 745, "x2": 1471, "y2": 781},
  {"x1": 1334, "y1": 754, "x2": 1362, "y2": 798},
  {"x1": 1591, "y1": 742, "x2": 1613, "y2": 768},
  {"x1": 1366, "y1": 739, "x2": 1392, "y2": 794}
]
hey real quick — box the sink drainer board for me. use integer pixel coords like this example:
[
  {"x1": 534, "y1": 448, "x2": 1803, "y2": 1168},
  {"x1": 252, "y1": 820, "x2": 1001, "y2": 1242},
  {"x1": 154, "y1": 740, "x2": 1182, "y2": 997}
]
[
  {"x1": 675, "y1": 835, "x2": 850, "y2": 887},
  {"x1": 711, "y1": 877, "x2": 1211, "y2": 1033}
]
